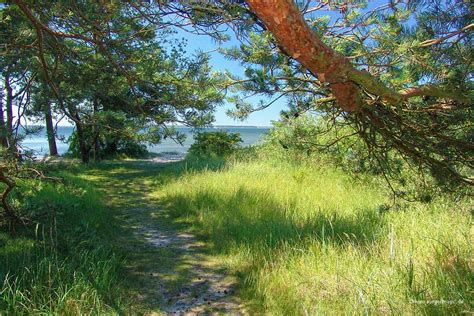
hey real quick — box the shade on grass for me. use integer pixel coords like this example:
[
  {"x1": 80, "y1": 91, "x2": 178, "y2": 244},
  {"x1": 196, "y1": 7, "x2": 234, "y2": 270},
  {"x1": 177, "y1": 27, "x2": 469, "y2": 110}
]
[{"x1": 158, "y1": 158, "x2": 472, "y2": 314}]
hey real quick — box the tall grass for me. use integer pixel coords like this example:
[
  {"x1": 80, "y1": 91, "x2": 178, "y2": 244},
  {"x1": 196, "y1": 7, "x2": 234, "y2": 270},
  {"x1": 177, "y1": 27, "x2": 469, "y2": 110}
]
[
  {"x1": 0, "y1": 169, "x2": 125, "y2": 314},
  {"x1": 158, "y1": 154, "x2": 472, "y2": 314},
  {"x1": 1, "y1": 154, "x2": 470, "y2": 314}
]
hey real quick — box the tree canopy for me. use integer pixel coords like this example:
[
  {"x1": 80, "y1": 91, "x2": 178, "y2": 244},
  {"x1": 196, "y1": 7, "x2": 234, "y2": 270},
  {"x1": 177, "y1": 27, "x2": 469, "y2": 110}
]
[
  {"x1": 226, "y1": 0, "x2": 473, "y2": 186},
  {"x1": 1, "y1": 0, "x2": 224, "y2": 162}
]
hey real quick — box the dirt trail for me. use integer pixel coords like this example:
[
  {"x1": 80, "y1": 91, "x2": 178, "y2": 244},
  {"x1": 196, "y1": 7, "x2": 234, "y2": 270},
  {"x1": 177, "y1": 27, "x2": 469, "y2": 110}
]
[
  {"x1": 136, "y1": 225, "x2": 242, "y2": 314},
  {"x1": 87, "y1": 161, "x2": 244, "y2": 314}
]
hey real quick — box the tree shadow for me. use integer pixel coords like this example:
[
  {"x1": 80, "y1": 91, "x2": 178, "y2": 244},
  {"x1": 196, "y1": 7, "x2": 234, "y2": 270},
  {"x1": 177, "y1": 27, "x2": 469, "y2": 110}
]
[
  {"x1": 78, "y1": 159, "x2": 240, "y2": 313},
  {"x1": 159, "y1": 184, "x2": 387, "y2": 311},
  {"x1": 76, "y1": 160, "x2": 390, "y2": 313},
  {"x1": 161, "y1": 185, "x2": 385, "y2": 254}
]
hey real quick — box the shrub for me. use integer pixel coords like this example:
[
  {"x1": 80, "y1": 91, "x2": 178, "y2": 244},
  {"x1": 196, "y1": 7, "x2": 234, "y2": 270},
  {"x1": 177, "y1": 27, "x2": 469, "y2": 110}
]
[
  {"x1": 66, "y1": 129, "x2": 149, "y2": 160},
  {"x1": 263, "y1": 114, "x2": 465, "y2": 200},
  {"x1": 188, "y1": 131, "x2": 242, "y2": 157}
]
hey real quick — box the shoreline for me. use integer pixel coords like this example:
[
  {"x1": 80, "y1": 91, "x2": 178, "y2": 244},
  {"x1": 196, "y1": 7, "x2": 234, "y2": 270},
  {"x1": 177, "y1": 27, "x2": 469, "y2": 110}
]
[{"x1": 38, "y1": 151, "x2": 187, "y2": 163}]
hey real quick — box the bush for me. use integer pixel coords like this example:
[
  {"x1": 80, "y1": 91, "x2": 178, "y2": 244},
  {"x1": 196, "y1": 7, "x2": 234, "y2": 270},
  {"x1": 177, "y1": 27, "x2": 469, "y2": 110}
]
[
  {"x1": 188, "y1": 131, "x2": 242, "y2": 157},
  {"x1": 102, "y1": 138, "x2": 149, "y2": 159},
  {"x1": 66, "y1": 129, "x2": 149, "y2": 160},
  {"x1": 266, "y1": 114, "x2": 381, "y2": 171},
  {"x1": 263, "y1": 114, "x2": 466, "y2": 200}
]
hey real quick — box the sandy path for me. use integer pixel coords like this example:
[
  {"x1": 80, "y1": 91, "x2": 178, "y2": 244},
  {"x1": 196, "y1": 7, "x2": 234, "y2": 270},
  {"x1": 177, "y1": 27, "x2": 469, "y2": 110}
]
[
  {"x1": 136, "y1": 225, "x2": 242, "y2": 314},
  {"x1": 89, "y1": 160, "x2": 244, "y2": 314}
]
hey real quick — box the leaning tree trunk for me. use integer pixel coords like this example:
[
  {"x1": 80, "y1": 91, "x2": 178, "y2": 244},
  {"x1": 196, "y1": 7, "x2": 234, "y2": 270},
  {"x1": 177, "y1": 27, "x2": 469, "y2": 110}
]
[
  {"x1": 44, "y1": 102, "x2": 58, "y2": 156},
  {"x1": 0, "y1": 166, "x2": 22, "y2": 229},
  {"x1": 244, "y1": 0, "x2": 468, "y2": 110}
]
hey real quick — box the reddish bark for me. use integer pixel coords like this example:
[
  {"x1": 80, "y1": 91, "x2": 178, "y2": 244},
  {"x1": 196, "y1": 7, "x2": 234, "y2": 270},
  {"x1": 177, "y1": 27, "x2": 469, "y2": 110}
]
[
  {"x1": 245, "y1": 0, "x2": 364, "y2": 111},
  {"x1": 245, "y1": 0, "x2": 467, "y2": 110}
]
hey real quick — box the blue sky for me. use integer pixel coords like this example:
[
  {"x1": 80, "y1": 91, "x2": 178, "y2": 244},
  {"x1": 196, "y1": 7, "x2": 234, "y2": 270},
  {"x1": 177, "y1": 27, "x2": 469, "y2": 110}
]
[
  {"x1": 186, "y1": 0, "x2": 411, "y2": 126},
  {"x1": 32, "y1": 30, "x2": 286, "y2": 127},
  {"x1": 174, "y1": 1, "x2": 367, "y2": 127},
  {"x1": 176, "y1": 30, "x2": 286, "y2": 127}
]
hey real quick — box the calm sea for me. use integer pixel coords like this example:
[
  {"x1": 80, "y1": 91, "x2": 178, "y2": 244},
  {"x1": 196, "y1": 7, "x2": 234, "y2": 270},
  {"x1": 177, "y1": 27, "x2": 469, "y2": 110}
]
[{"x1": 21, "y1": 126, "x2": 270, "y2": 156}]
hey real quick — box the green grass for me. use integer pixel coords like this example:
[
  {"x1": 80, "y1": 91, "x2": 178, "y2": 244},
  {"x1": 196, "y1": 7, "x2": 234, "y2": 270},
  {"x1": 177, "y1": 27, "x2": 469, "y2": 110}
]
[
  {"x1": 1, "y1": 152, "x2": 471, "y2": 314},
  {"x1": 68, "y1": 158, "x2": 230, "y2": 312},
  {"x1": 0, "y1": 166, "x2": 126, "y2": 314},
  {"x1": 157, "y1": 156, "x2": 473, "y2": 314}
]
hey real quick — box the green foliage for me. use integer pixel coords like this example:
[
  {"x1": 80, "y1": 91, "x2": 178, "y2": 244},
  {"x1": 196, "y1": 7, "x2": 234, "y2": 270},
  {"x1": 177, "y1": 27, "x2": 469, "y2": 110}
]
[
  {"x1": 66, "y1": 129, "x2": 149, "y2": 160},
  {"x1": 110, "y1": 139, "x2": 149, "y2": 159},
  {"x1": 188, "y1": 131, "x2": 242, "y2": 157},
  {"x1": 264, "y1": 113, "x2": 472, "y2": 200},
  {"x1": 266, "y1": 114, "x2": 322, "y2": 157},
  {"x1": 266, "y1": 113, "x2": 396, "y2": 174},
  {"x1": 222, "y1": 0, "x2": 473, "y2": 186},
  {"x1": 1, "y1": 149, "x2": 471, "y2": 314},
  {"x1": 65, "y1": 110, "x2": 155, "y2": 160},
  {"x1": 0, "y1": 168, "x2": 126, "y2": 313},
  {"x1": 1, "y1": 1, "x2": 225, "y2": 162}
]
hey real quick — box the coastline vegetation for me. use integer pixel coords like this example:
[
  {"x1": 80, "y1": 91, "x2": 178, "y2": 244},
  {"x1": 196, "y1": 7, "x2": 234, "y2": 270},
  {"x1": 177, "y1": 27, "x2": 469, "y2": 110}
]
[
  {"x1": 158, "y1": 145, "x2": 472, "y2": 314},
  {"x1": 1, "y1": 138, "x2": 471, "y2": 314},
  {"x1": 0, "y1": 168, "x2": 126, "y2": 313},
  {"x1": 1, "y1": 0, "x2": 472, "y2": 314}
]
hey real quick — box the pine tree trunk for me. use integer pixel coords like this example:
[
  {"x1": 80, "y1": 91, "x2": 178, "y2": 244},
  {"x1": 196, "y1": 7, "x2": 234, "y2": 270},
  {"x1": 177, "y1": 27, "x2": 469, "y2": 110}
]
[
  {"x1": 44, "y1": 102, "x2": 58, "y2": 156},
  {"x1": 74, "y1": 114, "x2": 90, "y2": 163},
  {"x1": 4, "y1": 74, "x2": 14, "y2": 148},
  {"x1": 93, "y1": 134, "x2": 100, "y2": 161},
  {"x1": 92, "y1": 98, "x2": 100, "y2": 161},
  {"x1": 0, "y1": 90, "x2": 9, "y2": 148}
]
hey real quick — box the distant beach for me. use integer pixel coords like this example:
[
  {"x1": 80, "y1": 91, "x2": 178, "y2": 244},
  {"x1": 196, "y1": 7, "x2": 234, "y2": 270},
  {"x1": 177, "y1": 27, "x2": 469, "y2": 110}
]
[{"x1": 21, "y1": 125, "x2": 270, "y2": 156}]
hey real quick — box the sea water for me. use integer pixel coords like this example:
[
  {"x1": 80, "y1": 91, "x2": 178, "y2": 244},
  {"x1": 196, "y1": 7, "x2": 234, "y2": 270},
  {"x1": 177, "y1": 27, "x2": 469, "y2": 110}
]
[{"x1": 21, "y1": 126, "x2": 270, "y2": 156}]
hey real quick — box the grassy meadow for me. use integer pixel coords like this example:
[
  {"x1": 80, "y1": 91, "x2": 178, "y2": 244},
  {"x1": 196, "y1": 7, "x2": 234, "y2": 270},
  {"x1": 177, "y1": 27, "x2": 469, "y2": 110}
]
[
  {"x1": 157, "y1": 152, "x2": 472, "y2": 314},
  {"x1": 2, "y1": 0, "x2": 472, "y2": 314},
  {"x1": 0, "y1": 148, "x2": 472, "y2": 314}
]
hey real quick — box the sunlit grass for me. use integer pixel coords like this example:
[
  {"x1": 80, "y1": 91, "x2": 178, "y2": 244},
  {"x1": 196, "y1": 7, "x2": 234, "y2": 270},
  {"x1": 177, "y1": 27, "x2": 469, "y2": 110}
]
[
  {"x1": 1, "y1": 155, "x2": 471, "y2": 314},
  {"x1": 158, "y1": 157, "x2": 472, "y2": 314}
]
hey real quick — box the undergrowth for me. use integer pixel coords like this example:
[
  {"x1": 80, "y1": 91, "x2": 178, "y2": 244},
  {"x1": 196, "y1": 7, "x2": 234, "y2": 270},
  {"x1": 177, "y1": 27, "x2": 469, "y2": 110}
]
[
  {"x1": 0, "y1": 166, "x2": 126, "y2": 314},
  {"x1": 1, "y1": 148, "x2": 471, "y2": 314}
]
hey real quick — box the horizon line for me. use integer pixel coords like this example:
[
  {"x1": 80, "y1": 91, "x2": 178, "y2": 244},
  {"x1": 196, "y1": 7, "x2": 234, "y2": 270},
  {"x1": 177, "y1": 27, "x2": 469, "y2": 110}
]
[{"x1": 28, "y1": 124, "x2": 274, "y2": 128}]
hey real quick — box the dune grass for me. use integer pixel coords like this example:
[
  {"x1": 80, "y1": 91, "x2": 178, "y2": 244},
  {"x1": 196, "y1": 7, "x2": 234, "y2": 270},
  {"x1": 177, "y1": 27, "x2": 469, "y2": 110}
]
[
  {"x1": 157, "y1": 156, "x2": 473, "y2": 314},
  {"x1": 1, "y1": 154, "x2": 471, "y2": 314},
  {"x1": 0, "y1": 167, "x2": 126, "y2": 314}
]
